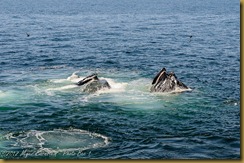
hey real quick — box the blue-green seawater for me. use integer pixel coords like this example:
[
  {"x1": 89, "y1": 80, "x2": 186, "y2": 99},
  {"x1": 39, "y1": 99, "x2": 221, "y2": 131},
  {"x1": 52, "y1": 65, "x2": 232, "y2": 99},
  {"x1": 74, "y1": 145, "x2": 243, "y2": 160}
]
[{"x1": 0, "y1": 0, "x2": 240, "y2": 159}]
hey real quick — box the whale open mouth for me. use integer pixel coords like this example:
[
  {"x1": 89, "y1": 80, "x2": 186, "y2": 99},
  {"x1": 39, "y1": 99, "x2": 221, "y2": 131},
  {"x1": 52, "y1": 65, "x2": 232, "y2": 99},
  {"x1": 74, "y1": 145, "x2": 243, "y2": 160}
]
[
  {"x1": 152, "y1": 68, "x2": 167, "y2": 85},
  {"x1": 77, "y1": 74, "x2": 98, "y2": 86},
  {"x1": 151, "y1": 68, "x2": 189, "y2": 93}
]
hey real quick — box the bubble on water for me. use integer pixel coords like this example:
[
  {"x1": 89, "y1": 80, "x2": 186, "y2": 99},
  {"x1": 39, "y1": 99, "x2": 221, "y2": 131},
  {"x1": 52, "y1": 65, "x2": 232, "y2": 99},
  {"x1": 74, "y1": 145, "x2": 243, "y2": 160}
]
[{"x1": 1, "y1": 129, "x2": 109, "y2": 158}]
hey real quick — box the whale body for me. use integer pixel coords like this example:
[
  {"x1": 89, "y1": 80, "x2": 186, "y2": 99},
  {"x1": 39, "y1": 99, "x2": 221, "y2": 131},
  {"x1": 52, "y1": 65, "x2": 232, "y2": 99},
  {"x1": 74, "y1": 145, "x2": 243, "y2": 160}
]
[
  {"x1": 77, "y1": 74, "x2": 111, "y2": 93},
  {"x1": 150, "y1": 68, "x2": 188, "y2": 93}
]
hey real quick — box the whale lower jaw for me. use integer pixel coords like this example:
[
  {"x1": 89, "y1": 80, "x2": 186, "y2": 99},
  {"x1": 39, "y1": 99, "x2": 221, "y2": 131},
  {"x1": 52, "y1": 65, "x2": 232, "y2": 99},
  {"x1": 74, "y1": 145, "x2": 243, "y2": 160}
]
[
  {"x1": 150, "y1": 86, "x2": 191, "y2": 93},
  {"x1": 150, "y1": 80, "x2": 190, "y2": 93}
]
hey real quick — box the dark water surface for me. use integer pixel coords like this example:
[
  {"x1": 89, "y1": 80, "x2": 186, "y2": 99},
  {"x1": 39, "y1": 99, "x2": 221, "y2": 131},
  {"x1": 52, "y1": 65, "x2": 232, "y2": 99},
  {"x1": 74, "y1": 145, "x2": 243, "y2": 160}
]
[{"x1": 0, "y1": 0, "x2": 240, "y2": 159}]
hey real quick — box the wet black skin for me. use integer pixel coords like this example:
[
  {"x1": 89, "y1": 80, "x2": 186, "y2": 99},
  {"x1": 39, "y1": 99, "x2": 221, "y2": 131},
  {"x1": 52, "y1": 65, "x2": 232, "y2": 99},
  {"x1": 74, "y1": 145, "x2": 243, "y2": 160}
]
[
  {"x1": 150, "y1": 68, "x2": 188, "y2": 92},
  {"x1": 77, "y1": 74, "x2": 111, "y2": 93}
]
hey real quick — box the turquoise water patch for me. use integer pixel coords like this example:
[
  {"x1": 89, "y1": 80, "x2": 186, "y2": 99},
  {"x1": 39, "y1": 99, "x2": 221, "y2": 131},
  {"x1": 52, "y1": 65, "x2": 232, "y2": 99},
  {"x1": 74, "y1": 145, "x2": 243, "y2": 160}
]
[{"x1": 0, "y1": 129, "x2": 109, "y2": 159}]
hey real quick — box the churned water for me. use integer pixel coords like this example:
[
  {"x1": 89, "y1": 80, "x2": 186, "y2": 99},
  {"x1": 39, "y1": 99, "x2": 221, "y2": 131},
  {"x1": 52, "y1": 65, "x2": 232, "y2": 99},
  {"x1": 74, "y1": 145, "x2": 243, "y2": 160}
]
[{"x1": 0, "y1": 0, "x2": 240, "y2": 159}]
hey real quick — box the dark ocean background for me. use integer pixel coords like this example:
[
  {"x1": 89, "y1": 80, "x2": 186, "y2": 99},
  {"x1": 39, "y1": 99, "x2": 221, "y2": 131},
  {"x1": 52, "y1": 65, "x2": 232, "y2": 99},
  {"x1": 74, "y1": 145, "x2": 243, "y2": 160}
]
[{"x1": 0, "y1": 0, "x2": 240, "y2": 159}]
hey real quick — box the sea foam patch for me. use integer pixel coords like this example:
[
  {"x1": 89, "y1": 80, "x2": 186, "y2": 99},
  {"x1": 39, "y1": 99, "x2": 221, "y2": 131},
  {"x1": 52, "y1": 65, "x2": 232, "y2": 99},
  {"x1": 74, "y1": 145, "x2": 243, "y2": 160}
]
[{"x1": 96, "y1": 77, "x2": 128, "y2": 94}]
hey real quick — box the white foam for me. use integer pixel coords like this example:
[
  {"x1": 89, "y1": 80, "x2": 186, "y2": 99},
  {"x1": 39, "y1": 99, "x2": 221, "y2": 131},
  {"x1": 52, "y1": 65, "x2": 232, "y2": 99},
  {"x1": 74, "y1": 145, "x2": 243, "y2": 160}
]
[
  {"x1": 0, "y1": 90, "x2": 5, "y2": 98},
  {"x1": 50, "y1": 79, "x2": 68, "y2": 83},
  {"x1": 48, "y1": 72, "x2": 84, "y2": 84},
  {"x1": 168, "y1": 87, "x2": 192, "y2": 93},
  {"x1": 67, "y1": 72, "x2": 80, "y2": 81},
  {"x1": 46, "y1": 85, "x2": 78, "y2": 91},
  {"x1": 95, "y1": 77, "x2": 128, "y2": 94}
]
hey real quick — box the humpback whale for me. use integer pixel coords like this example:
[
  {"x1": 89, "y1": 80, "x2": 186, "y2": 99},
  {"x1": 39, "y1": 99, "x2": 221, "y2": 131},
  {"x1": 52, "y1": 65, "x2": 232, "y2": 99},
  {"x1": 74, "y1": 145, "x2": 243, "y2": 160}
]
[
  {"x1": 77, "y1": 74, "x2": 111, "y2": 93},
  {"x1": 150, "y1": 68, "x2": 189, "y2": 93}
]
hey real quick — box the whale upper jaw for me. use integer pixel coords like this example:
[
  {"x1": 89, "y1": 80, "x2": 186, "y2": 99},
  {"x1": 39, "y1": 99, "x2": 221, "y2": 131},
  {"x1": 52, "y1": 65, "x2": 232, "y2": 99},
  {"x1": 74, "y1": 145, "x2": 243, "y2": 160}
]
[
  {"x1": 151, "y1": 68, "x2": 189, "y2": 93},
  {"x1": 77, "y1": 74, "x2": 98, "y2": 86}
]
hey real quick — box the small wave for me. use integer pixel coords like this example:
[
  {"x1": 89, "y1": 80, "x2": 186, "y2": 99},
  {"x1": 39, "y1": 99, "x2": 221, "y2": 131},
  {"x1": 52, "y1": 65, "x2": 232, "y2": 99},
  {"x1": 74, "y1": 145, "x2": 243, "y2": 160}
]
[
  {"x1": 2, "y1": 129, "x2": 109, "y2": 158},
  {"x1": 39, "y1": 65, "x2": 67, "y2": 70}
]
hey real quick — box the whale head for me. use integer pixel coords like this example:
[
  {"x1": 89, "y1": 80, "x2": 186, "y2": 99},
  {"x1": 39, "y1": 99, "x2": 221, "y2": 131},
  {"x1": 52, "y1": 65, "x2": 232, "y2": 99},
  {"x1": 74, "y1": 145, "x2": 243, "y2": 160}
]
[
  {"x1": 77, "y1": 74, "x2": 98, "y2": 86},
  {"x1": 77, "y1": 74, "x2": 111, "y2": 93},
  {"x1": 151, "y1": 68, "x2": 188, "y2": 93}
]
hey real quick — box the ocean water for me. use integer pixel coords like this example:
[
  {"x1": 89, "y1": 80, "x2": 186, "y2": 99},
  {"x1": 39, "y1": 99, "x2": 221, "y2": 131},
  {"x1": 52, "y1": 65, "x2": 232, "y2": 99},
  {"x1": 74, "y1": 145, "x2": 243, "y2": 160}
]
[{"x1": 0, "y1": 0, "x2": 240, "y2": 159}]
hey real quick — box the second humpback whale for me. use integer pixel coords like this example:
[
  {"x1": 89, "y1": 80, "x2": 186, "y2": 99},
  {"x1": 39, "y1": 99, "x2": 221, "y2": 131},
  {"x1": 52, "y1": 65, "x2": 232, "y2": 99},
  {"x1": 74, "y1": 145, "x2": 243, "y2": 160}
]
[
  {"x1": 77, "y1": 74, "x2": 111, "y2": 93},
  {"x1": 150, "y1": 68, "x2": 189, "y2": 93}
]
